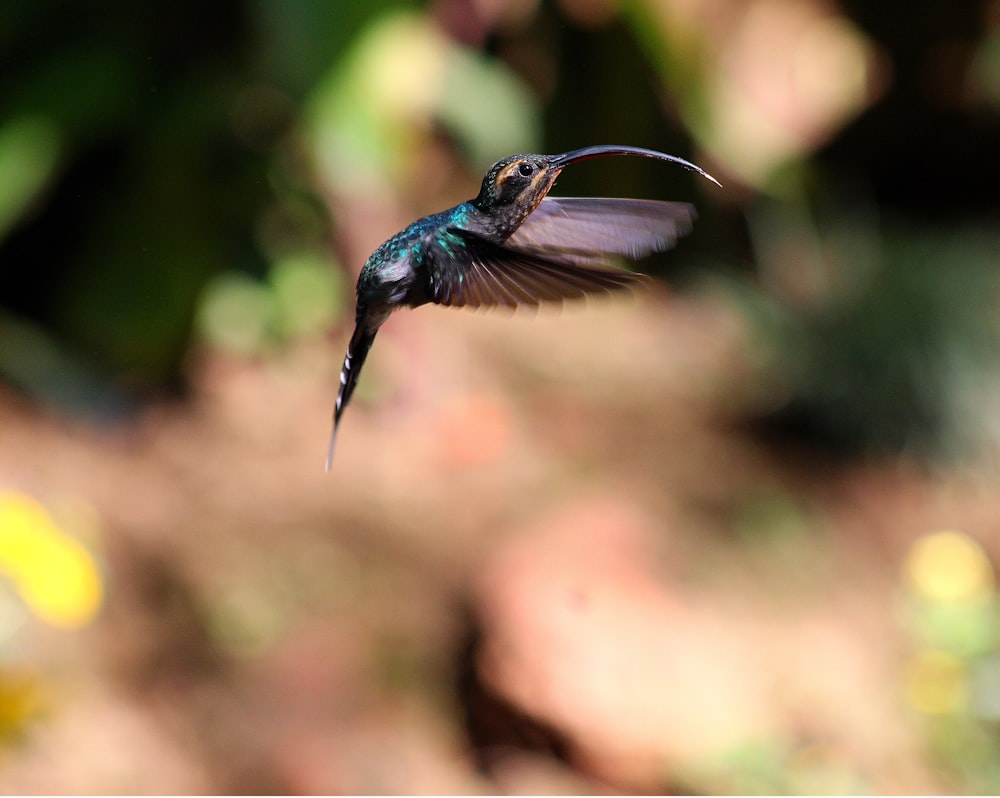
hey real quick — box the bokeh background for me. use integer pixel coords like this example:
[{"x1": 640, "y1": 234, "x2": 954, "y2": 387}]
[{"x1": 2, "y1": 0, "x2": 1000, "y2": 792}]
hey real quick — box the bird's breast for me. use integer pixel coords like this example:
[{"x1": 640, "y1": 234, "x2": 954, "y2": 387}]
[{"x1": 358, "y1": 252, "x2": 416, "y2": 306}]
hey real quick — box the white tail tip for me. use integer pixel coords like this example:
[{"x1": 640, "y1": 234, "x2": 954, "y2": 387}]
[{"x1": 325, "y1": 424, "x2": 339, "y2": 473}]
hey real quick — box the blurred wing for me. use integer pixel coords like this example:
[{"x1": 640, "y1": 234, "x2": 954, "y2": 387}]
[
  {"x1": 428, "y1": 230, "x2": 645, "y2": 309},
  {"x1": 508, "y1": 197, "x2": 696, "y2": 262}
]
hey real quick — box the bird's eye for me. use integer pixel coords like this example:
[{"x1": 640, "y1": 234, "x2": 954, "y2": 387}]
[{"x1": 518, "y1": 162, "x2": 534, "y2": 177}]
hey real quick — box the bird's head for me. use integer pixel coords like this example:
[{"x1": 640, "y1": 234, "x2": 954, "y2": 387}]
[{"x1": 473, "y1": 154, "x2": 560, "y2": 220}]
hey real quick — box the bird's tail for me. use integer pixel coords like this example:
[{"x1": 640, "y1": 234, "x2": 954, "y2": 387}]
[{"x1": 326, "y1": 323, "x2": 377, "y2": 471}]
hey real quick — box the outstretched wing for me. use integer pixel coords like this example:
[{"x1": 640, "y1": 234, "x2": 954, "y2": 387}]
[
  {"x1": 427, "y1": 230, "x2": 646, "y2": 309},
  {"x1": 509, "y1": 197, "x2": 695, "y2": 263},
  {"x1": 425, "y1": 197, "x2": 695, "y2": 309}
]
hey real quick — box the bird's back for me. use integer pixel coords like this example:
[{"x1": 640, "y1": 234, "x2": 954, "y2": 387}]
[{"x1": 357, "y1": 202, "x2": 476, "y2": 309}]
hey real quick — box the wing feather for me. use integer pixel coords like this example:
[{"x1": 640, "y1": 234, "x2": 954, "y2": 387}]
[
  {"x1": 427, "y1": 230, "x2": 645, "y2": 309},
  {"x1": 423, "y1": 197, "x2": 697, "y2": 309},
  {"x1": 508, "y1": 197, "x2": 695, "y2": 262}
]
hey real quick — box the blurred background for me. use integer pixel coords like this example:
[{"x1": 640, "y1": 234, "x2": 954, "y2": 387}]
[{"x1": 1, "y1": 0, "x2": 1000, "y2": 792}]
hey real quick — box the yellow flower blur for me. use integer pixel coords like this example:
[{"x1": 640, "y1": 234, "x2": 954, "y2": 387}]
[
  {"x1": 902, "y1": 649, "x2": 967, "y2": 715},
  {"x1": 0, "y1": 492, "x2": 103, "y2": 628},
  {"x1": 905, "y1": 530, "x2": 995, "y2": 604}
]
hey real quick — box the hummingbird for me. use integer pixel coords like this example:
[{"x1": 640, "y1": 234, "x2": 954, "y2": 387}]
[{"x1": 327, "y1": 144, "x2": 719, "y2": 469}]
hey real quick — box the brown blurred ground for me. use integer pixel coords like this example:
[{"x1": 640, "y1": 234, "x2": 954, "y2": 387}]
[{"x1": 0, "y1": 288, "x2": 995, "y2": 793}]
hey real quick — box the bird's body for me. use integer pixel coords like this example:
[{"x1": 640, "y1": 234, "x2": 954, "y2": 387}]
[{"x1": 327, "y1": 145, "x2": 719, "y2": 469}]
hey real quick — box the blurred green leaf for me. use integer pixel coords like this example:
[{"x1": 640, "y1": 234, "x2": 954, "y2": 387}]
[
  {"x1": 197, "y1": 272, "x2": 276, "y2": 356},
  {"x1": 0, "y1": 116, "x2": 61, "y2": 242},
  {"x1": 270, "y1": 252, "x2": 344, "y2": 339},
  {"x1": 438, "y1": 46, "x2": 540, "y2": 169},
  {"x1": 306, "y1": 10, "x2": 539, "y2": 192}
]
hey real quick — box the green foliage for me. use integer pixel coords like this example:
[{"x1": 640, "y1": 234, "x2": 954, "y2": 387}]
[
  {"x1": 757, "y1": 221, "x2": 1000, "y2": 456},
  {"x1": 0, "y1": 116, "x2": 61, "y2": 240}
]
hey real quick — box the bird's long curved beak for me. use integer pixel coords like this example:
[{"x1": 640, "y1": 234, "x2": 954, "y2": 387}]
[{"x1": 550, "y1": 145, "x2": 721, "y2": 187}]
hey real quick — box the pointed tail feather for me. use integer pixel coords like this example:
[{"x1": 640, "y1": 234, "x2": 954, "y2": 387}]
[{"x1": 326, "y1": 324, "x2": 377, "y2": 471}]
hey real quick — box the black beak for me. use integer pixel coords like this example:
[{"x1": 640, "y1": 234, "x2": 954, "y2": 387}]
[{"x1": 549, "y1": 145, "x2": 721, "y2": 187}]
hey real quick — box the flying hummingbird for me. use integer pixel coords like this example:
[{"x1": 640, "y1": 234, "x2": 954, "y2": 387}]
[{"x1": 326, "y1": 144, "x2": 719, "y2": 469}]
